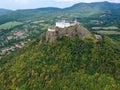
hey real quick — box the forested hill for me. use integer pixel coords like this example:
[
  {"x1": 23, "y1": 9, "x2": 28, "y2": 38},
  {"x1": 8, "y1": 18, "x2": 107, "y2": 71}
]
[
  {"x1": 0, "y1": 2, "x2": 120, "y2": 24},
  {"x1": 0, "y1": 9, "x2": 12, "y2": 13},
  {"x1": 0, "y1": 25, "x2": 120, "y2": 89}
]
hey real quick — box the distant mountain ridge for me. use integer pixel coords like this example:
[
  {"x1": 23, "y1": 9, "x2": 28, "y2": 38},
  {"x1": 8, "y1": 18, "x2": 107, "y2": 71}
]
[
  {"x1": 64, "y1": 1, "x2": 120, "y2": 16},
  {"x1": 71, "y1": 1, "x2": 120, "y2": 9},
  {"x1": 0, "y1": 9, "x2": 12, "y2": 13},
  {"x1": 0, "y1": 1, "x2": 120, "y2": 24}
]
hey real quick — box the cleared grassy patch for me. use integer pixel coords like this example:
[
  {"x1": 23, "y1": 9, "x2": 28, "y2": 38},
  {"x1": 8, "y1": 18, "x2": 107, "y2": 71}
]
[
  {"x1": 97, "y1": 30, "x2": 120, "y2": 34},
  {"x1": 92, "y1": 26, "x2": 119, "y2": 30},
  {"x1": 0, "y1": 21, "x2": 23, "y2": 30}
]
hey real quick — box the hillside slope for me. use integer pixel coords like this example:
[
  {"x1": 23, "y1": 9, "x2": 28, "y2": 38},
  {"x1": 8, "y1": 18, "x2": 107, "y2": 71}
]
[{"x1": 0, "y1": 25, "x2": 120, "y2": 89}]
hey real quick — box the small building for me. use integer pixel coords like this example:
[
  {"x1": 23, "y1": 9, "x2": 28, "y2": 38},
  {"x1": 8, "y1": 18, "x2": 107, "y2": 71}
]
[
  {"x1": 14, "y1": 31, "x2": 24, "y2": 37},
  {"x1": 48, "y1": 28, "x2": 56, "y2": 32},
  {"x1": 95, "y1": 34, "x2": 102, "y2": 40},
  {"x1": 7, "y1": 36, "x2": 13, "y2": 40},
  {"x1": 15, "y1": 44, "x2": 23, "y2": 48},
  {"x1": 1, "y1": 50, "x2": 7, "y2": 55}
]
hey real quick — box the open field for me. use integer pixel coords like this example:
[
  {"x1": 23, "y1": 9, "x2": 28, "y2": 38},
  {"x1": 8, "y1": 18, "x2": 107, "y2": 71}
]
[
  {"x1": 0, "y1": 21, "x2": 23, "y2": 30},
  {"x1": 97, "y1": 30, "x2": 120, "y2": 35},
  {"x1": 92, "y1": 26, "x2": 119, "y2": 30}
]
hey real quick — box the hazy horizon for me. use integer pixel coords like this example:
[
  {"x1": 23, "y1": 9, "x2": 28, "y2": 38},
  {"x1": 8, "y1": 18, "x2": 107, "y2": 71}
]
[{"x1": 0, "y1": 0, "x2": 120, "y2": 10}]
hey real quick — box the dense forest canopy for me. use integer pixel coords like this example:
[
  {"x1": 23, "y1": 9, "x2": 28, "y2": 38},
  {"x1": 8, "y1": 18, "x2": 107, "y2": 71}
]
[{"x1": 0, "y1": 25, "x2": 120, "y2": 89}]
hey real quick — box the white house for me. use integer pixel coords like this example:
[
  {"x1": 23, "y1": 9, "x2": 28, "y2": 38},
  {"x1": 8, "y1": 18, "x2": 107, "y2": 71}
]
[
  {"x1": 48, "y1": 28, "x2": 55, "y2": 32},
  {"x1": 95, "y1": 34, "x2": 102, "y2": 40}
]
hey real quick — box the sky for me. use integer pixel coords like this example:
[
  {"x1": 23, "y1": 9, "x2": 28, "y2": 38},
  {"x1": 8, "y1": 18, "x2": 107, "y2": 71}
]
[{"x1": 0, "y1": 0, "x2": 120, "y2": 10}]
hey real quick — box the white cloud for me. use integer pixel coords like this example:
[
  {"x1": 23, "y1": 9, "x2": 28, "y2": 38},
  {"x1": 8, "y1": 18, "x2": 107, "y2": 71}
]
[
  {"x1": 56, "y1": 0, "x2": 80, "y2": 2},
  {"x1": 13, "y1": 0, "x2": 36, "y2": 4},
  {"x1": 55, "y1": 0, "x2": 120, "y2": 3},
  {"x1": 0, "y1": 0, "x2": 40, "y2": 10},
  {"x1": 0, "y1": 0, "x2": 120, "y2": 10},
  {"x1": 14, "y1": 0, "x2": 29, "y2": 4}
]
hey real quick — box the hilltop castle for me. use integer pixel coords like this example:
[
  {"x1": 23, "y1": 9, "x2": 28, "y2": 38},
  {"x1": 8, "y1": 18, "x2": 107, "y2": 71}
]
[
  {"x1": 40, "y1": 20, "x2": 101, "y2": 43},
  {"x1": 48, "y1": 20, "x2": 79, "y2": 31}
]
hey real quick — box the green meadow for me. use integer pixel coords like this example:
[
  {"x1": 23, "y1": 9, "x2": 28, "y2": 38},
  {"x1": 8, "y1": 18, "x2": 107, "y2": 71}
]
[{"x1": 0, "y1": 21, "x2": 22, "y2": 30}]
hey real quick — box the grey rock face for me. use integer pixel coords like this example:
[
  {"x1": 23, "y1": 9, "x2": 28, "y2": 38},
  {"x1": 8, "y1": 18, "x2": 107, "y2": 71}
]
[{"x1": 45, "y1": 25, "x2": 92, "y2": 42}]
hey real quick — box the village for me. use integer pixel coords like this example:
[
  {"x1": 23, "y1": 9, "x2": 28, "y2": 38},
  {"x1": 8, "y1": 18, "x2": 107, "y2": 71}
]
[
  {"x1": 0, "y1": 29, "x2": 31, "y2": 59},
  {"x1": 0, "y1": 20, "x2": 48, "y2": 59}
]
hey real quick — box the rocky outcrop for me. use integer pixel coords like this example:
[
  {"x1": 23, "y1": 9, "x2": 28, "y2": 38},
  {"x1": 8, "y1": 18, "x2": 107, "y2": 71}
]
[
  {"x1": 42, "y1": 25, "x2": 93, "y2": 42},
  {"x1": 46, "y1": 31, "x2": 57, "y2": 42}
]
